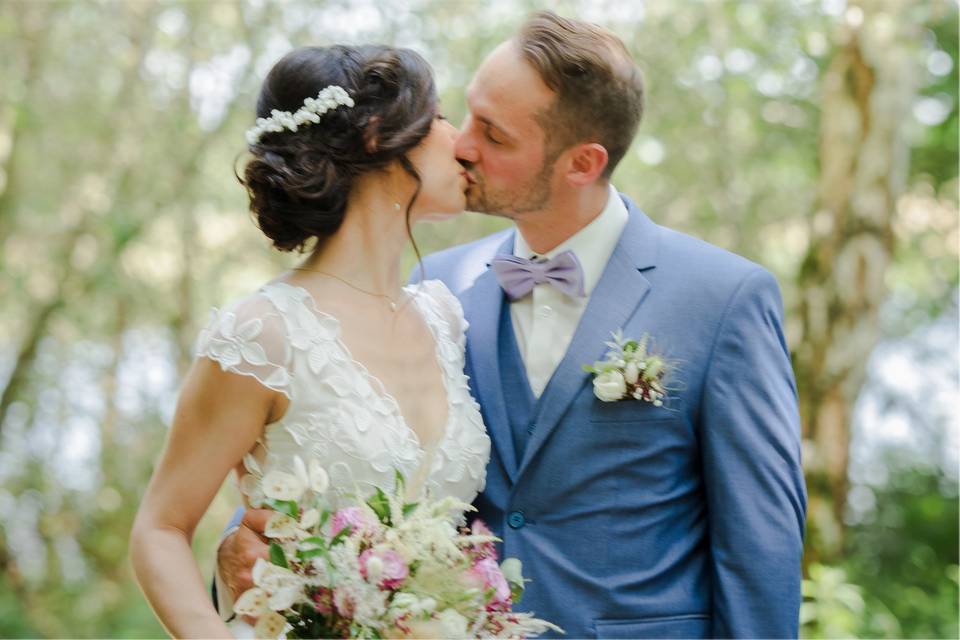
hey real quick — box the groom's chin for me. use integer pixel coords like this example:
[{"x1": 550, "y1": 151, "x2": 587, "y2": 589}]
[{"x1": 465, "y1": 196, "x2": 510, "y2": 219}]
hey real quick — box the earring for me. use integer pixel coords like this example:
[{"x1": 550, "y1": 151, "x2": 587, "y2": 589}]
[{"x1": 393, "y1": 202, "x2": 401, "y2": 212}]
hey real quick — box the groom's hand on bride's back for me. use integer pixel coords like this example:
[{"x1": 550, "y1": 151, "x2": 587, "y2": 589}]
[{"x1": 218, "y1": 508, "x2": 272, "y2": 601}]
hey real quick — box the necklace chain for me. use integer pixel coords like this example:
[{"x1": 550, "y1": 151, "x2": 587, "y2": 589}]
[{"x1": 291, "y1": 267, "x2": 402, "y2": 311}]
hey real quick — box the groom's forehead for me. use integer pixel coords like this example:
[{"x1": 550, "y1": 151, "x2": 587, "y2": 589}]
[{"x1": 468, "y1": 44, "x2": 553, "y2": 120}]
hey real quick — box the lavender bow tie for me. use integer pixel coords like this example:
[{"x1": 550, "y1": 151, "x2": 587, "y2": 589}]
[{"x1": 490, "y1": 250, "x2": 586, "y2": 301}]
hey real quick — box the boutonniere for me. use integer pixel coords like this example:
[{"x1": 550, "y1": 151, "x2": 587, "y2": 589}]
[{"x1": 582, "y1": 329, "x2": 672, "y2": 404}]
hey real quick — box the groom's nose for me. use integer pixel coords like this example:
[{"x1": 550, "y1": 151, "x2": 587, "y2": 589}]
[{"x1": 454, "y1": 129, "x2": 479, "y2": 165}]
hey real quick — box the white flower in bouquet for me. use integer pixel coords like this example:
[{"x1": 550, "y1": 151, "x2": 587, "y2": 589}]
[
  {"x1": 254, "y1": 611, "x2": 287, "y2": 639},
  {"x1": 500, "y1": 557, "x2": 523, "y2": 586},
  {"x1": 253, "y1": 558, "x2": 304, "y2": 610},
  {"x1": 233, "y1": 464, "x2": 561, "y2": 639},
  {"x1": 299, "y1": 508, "x2": 320, "y2": 530},
  {"x1": 233, "y1": 587, "x2": 269, "y2": 618},
  {"x1": 308, "y1": 459, "x2": 329, "y2": 493},
  {"x1": 261, "y1": 469, "x2": 305, "y2": 502},
  {"x1": 264, "y1": 513, "x2": 301, "y2": 540}
]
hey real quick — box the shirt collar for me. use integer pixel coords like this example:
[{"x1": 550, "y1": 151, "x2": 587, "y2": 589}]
[{"x1": 513, "y1": 183, "x2": 629, "y2": 296}]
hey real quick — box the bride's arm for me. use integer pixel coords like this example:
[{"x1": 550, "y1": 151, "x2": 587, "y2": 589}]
[{"x1": 129, "y1": 357, "x2": 282, "y2": 638}]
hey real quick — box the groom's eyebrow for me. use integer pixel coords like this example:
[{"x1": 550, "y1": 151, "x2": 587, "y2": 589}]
[
  {"x1": 476, "y1": 115, "x2": 515, "y2": 142},
  {"x1": 466, "y1": 85, "x2": 517, "y2": 141}
]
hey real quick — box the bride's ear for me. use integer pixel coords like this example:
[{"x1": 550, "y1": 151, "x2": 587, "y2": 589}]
[{"x1": 363, "y1": 116, "x2": 382, "y2": 154}]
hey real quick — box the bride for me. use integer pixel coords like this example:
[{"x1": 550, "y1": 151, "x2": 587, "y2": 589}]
[{"x1": 129, "y1": 44, "x2": 491, "y2": 638}]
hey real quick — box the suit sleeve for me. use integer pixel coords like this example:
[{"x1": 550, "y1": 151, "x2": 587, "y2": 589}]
[
  {"x1": 699, "y1": 267, "x2": 807, "y2": 638},
  {"x1": 211, "y1": 505, "x2": 245, "y2": 616}
]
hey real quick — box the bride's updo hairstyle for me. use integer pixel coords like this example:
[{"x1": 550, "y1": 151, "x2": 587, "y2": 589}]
[{"x1": 240, "y1": 45, "x2": 437, "y2": 252}]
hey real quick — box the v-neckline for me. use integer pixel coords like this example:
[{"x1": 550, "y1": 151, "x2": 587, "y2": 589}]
[{"x1": 275, "y1": 281, "x2": 452, "y2": 456}]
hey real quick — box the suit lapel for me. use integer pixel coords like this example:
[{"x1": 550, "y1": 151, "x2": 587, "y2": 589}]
[
  {"x1": 516, "y1": 199, "x2": 660, "y2": 479},
  {"x1": 463, "y1": 233, "x2": 519, "y2": 483}
]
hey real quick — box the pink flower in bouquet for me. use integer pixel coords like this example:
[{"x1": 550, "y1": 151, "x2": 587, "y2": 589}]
[
  {"x1": 330, "y1": 506, "x2": 375, "y2": 538},
  {"x1": 312, "y1": 587, "x2": 334, "y2": 615},
  {"x1": 359, "y1": 548, "x2": 409, "y2": 589},
  {"x1": 467, "y1": 557, "x2": 511, "y2": 610},
  {"x1": 333, "y1": 586, "x2": 356, "y2": 618},
  {"x1": 469, "y1": 519, "x2": 498, "y2": 560}
]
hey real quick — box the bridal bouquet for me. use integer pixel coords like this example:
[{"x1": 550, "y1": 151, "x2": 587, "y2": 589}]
[{"x1": 234, "y1": 457, "x2": 560, "y2": 639}]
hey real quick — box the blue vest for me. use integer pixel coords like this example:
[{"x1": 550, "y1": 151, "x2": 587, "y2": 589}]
[{"x1": 497, "y1": 299, "x2": 537, "y2": 466}]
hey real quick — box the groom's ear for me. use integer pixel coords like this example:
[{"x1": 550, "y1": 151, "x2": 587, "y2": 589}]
[{"x1": 564, "y1": 142, "x2": 609, "y2": 187}]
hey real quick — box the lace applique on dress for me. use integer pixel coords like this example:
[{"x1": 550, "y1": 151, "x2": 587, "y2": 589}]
[{"x1": 194, "y1": 280, "x2": 491, "y2": 510}]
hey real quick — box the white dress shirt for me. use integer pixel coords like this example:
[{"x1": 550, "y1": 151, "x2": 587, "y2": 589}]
[{"x1": 511, "y1": 184, "x2": 628, "y2": 396}]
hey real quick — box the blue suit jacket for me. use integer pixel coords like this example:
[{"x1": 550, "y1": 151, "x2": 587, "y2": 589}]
[{"x1": 416, "y1": 195, "x2": 807, "y2": 639}]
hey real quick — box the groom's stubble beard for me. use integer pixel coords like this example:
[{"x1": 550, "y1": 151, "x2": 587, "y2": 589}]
[{"x1": 464, "y1": 153, "x2": 557, "y2": 219}]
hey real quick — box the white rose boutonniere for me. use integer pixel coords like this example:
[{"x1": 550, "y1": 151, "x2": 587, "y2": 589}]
[
  {"x1": 583, "y1": 330, "x2": 675, "y2": 404},
  {"x1": 593, "y1": 370, "x2": 628, "y2": 402}
]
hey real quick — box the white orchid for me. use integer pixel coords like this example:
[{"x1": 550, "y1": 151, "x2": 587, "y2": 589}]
[
  {"x1": 261, "y1": 469, "x2": 305, "y2": 502},
  {"x1": 253, "y1": 611, "x2": 287, "y2": 639},
  {"x1": 308, "y1": 459, "x2": 329, "y2": 493},
  {"x1": 299, "y1": 508, "x2": 320, "y2": 530},
  {"x1": 264, "y1": 512, "x2": 300, "y2": 539},
  {"x1": 233, "y1": 586, "x2": 268, "y2": 617}
]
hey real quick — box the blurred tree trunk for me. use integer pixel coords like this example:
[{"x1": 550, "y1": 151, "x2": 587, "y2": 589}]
[
  {"x1": 794, "y1": 0, "x2": 918, "y2": 563},
  {"x1": 0, "y1": 3, "x2": 51, "y2": 238},
  {"x1": 0, "y1": 5, "x2": 158, "y2": 437}
]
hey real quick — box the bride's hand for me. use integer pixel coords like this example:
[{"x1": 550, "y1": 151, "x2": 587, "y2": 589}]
[{"x1": 219, "y1": 508, "x2": 273, "y2": 603}]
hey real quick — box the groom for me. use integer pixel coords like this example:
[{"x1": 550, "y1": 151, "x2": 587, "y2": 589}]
[{"x1": 219, "y1": 11, "x2": 807, "y2": 638}]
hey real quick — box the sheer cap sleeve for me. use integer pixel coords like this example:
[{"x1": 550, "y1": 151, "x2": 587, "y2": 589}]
[{"x1": 194, "y1": 293, "x2": 293, "y2": 398}]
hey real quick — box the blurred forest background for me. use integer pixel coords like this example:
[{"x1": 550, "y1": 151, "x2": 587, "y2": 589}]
[{"x1": 0, "y1": 0, "x2": 957, "y2": 637}]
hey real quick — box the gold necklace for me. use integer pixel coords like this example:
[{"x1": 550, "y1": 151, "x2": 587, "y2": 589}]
[{"x1": 291, "y1": 267, "x2": 402, "y2": 312}]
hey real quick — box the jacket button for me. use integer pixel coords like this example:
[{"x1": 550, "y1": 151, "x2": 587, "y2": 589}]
[{"x1": 507, "y1": 511, "x2": 526, "y2": 529}]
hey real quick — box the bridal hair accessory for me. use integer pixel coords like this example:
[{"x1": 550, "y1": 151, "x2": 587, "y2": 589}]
[
  {"x1": 583, "y1": 329, "x2": 675, "y2": 404},
  {"x1": 245, "y1": 85, "x2": 355, "y2": 145}
]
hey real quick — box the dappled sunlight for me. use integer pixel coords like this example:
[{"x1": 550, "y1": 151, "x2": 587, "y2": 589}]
[{"x1": 0, "y1": 0, "x2": 956, "y2": 637}]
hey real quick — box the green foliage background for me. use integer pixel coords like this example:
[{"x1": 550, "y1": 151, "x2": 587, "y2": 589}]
[{"x1": 0, "y1": 0, "x2": 956, "y2": 637}]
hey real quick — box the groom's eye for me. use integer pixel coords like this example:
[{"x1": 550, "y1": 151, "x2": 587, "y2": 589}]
[{"x1": 484, "y1": 125, "x2": 503, "y2": 145}]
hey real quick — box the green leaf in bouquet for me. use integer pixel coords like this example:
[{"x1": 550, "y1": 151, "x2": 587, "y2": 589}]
[
  {"x1": 367, "y1": 487, "x2": 391, "y2": 525},
  {"x1": 501, "y1": 557, "x2": 525, "y2": 603},
  {"x1": 509, "y1": 581, "x2": 525, "y2": 604},
  {"x1": 328, "y1": 525, "x2": 353, "y2": 547},
  {"x1": 581, "y1": 364, "x2": 597, "y2": 373},
  {"x1": 402, "y1": 502, "x2": 419, "y2": 517},
  {"x1": 296, "y1": 548, "x2": 327, "y2": 561},
  {"x1": 266, "y1": 498, "x2": 300, "y2": 519},
  {"x1": 269, "y1": 541, "x2": 289, "y2": 568},
  {"x1": 300, "y1": 536, "x2": 327, "y2": 549}
]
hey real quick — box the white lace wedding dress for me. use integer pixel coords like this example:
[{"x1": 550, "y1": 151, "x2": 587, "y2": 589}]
[
  {"x1": 195, "y1": 279, "x2": 491, "y2": 635},
  {"x1": 197, "y1": 278, "x2": 491, "y2": 507}
]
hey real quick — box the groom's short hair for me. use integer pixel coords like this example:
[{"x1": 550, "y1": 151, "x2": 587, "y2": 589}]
[{"x1": 517, "y1": 11, "x2": 644, "y2": 179}]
